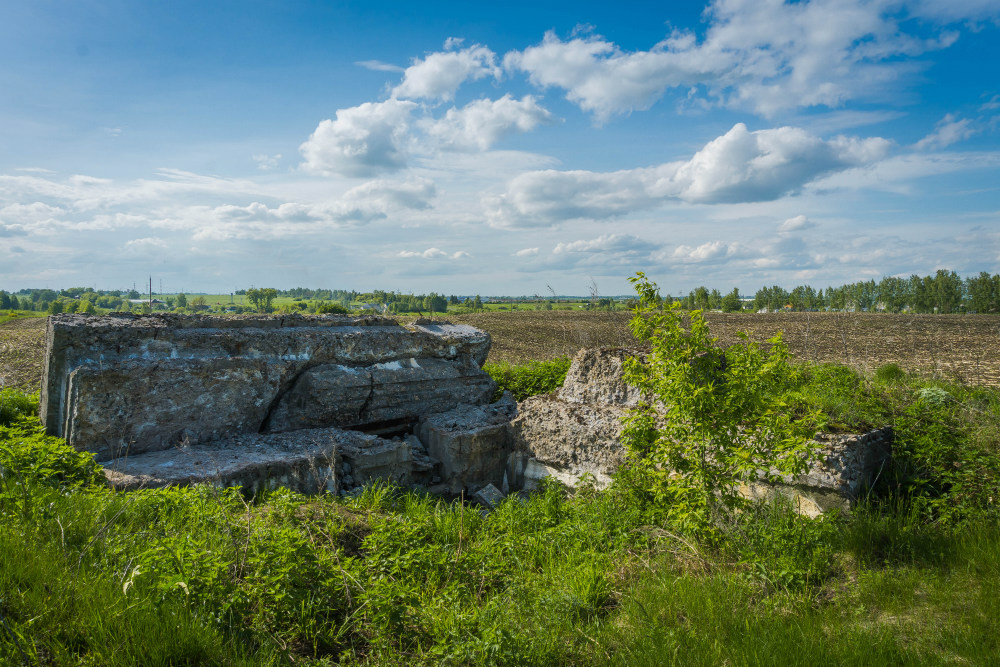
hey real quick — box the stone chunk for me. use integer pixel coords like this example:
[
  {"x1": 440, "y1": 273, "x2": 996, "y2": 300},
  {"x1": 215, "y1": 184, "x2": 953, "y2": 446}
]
[
  {"x1": 558, "y1": 348, "x2": 644, "y2": 407},
  {"x1": 102, "y1": 426, "x2": 348, "y2": 495},
  {"x1": 266, "y1": 357, "x2": 495, "y2": 433},
  {"x1": 508, "y1": 393, "x2": 627, "y2": 490},
  {"x1": 415, "y1": 392, "x2": 517, "y2": 494},
  {"x1": 41, "y1": 314, "x2": 494, "y2": 456},
  {"x1": 471, "y1": 483, "x2": 506, "y2": 510}
]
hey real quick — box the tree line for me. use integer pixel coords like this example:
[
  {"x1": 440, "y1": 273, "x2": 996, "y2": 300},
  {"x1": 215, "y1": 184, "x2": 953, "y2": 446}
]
[
  {"x1": 4, "y1": 270, "x2": 999, "y2": 316},
  {"x1": 672, "y1": 270, "x2": 1000, "y2": 314}
]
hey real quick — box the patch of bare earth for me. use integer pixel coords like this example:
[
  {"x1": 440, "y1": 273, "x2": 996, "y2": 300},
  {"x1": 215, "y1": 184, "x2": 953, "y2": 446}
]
[
  {"x1": 0, "y1": 316, "x2": 47, "y2": 393},
  {"x1": 448, "y1": 311, "x2": 1000, "y2": 387},
  {"x1": 3, "y1": 312, "x2": 998, "y2": 392}
]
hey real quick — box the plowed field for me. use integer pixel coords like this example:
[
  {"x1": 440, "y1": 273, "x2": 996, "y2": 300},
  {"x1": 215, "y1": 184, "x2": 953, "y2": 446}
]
[
  {"x1": 2, "y1": 311, "x2": 999, "y2": 393},
  {"x1": 448, "y1": 311, "x2": 1000, "y2": 386}
]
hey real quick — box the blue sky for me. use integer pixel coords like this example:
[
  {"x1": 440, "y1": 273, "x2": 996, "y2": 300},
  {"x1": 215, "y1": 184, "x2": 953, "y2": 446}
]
[{"x1": 1, "y1": 0, "x2": 999, "y2": 296}]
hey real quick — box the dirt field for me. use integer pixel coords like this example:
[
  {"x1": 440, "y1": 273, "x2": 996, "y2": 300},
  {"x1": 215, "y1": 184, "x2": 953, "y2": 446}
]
[
  {"x1": 2, "y1": 311, "x2": 999, "y2": 393},
  {"x1": 450, "y1": 310, "x2": 1000, "y2": 387}
]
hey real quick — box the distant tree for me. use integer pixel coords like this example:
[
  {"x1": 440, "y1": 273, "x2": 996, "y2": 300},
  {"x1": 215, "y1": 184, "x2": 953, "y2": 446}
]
[
  {"x1": 176, "y1": 293, "x2": 188, "y2": 308},
  {"x1": 246, "y1": 288, "x2": 278, "y2": 313},
  {"x1": 315, "y1": 302, "x2": 348, "y2": 314},
  {"x1": 0, "y1": 291, "x2": 9, "y2": 309},
  {"x1": 708, "y1": 289, "x2": 722, "y2": 310},
  {"x1": 693, "y1": 286, "x2": 710, "y2": 311},
  {"x1": 190, "y1": 296, "x2": 207, "y2": 308},
  {"x1": 473, "y1": 295, "x2": 483, "y2": 312},
  {"x1": 47, "y1": 300, "x2": 64, "y2": 315},
  {"x1": 721, "y1": 287, "x2": 742, "y2": 312}
]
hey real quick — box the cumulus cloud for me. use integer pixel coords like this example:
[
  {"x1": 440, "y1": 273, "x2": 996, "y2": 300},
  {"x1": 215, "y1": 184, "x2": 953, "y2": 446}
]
[
  {"x1": 516, "y1": 234, "x2": 661, "y2": 273},
  {"x1": 778, "y1": 214, "x2": 817, "y2": 232},
  {"x1": 124, "y1": 237, "x2": 167, "y2": 249},
  {"x1": 915, "y1": 113, "x2": 979, "y2": 150},
  {"x1": 487, "y1": 123, "x2": 890, "y2": 227},
  {"x1": 299, "y1": 99, "x2": 417, "y2": 176},
  {"x1": 398, "y1": 247, "x2": 469, "y2": 260},
  {"x1": 392, "y1": 42, "x2": 500, "y2": 101},
  {"x1": 425, "y1": 95, "x2": 555, "y2": 151},
  {"x1": 504, "y1": 0, "x2": 989, "y2": 119},
  {"x1": 253, "y1": 153, "x2": 282, "y2": 171}
]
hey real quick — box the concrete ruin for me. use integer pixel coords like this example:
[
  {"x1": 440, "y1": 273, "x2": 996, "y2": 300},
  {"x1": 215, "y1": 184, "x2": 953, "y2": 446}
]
[
  {"x1": 510, "y1": 348, "x2": 892, "y2": 515},
  {"x1": 42, "y1": 315, "x2": 891, "y2": 514},
  {"x1": 42, "y1": 314, "x2": 501, "y2": 496}
]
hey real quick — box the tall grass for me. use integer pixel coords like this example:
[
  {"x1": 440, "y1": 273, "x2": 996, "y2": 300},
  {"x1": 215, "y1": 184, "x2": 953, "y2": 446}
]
[{"x1": 1, "y1": 355, "x2": 999, "y2": 665}]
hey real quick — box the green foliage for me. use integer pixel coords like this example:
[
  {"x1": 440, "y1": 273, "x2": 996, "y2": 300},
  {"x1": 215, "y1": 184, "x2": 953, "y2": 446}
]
[
  {"x1": 0, "y1": 388, "x2": 37, "y2": 426},
  {"x1": 0, "y1": 419, "x2": 104, "y2": 497},
  {"x1": 483, "y1": 356, "x2": 572, "y2": 400},
  {"x1": 314, "y1": 301, "x2": 349, "y2": 314},
  {"x1": 245, "y1": 287, "x2": 279, "y2": 313},
  {"x1": 781, "y1": 363, "x2": 887, "y2": 431},
  {"x1": 620, "y1": 272, "x2": 823, "y2": 540}
]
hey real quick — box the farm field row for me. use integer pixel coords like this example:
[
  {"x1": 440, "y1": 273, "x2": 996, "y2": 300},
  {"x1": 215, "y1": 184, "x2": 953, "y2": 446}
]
[{"x1": 2, "y1": 311, "x2": 999, "y2": 393}]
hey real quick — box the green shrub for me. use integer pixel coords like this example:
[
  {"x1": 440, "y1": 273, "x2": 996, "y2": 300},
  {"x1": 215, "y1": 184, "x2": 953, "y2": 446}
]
[
  {"x1": 620, "y1": 272, "x2": 824, "y2": 541},
  {"x1": 874, "y1": 362, "x2": 908, "y2": 385},
  {"x1": 0, "y1": 388, "x2": 37, "y2": 426},
  {"x1": 483, "y1": 356, "x2": 571, "y2": 401}
]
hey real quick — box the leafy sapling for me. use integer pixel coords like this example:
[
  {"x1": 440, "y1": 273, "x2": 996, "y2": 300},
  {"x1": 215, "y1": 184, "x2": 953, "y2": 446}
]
[{"x1": 620, "y1": 272, "x2": 823, "y2": 540}]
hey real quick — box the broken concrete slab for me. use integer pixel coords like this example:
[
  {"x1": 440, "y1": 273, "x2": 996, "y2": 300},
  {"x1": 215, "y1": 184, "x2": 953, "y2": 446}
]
[
  {"x1": 558, "y1": 347, "x2": 644, "y2": 407},
  {"x1": 265, "y1": 357, "x2": 495, "y2": 433},
  {"x1": 508, "y1": 393, "x2": 627, "y2": 491},
  {"x1": 415, "y1": 392, "x2": 518, "y2": 494},
  {"x1": 103, "y1": 425, "x2": 443, "y2": 497},
  {"x1": 471, "y1": 483, "x2": 506, "y2": 510},
  {"x1": 509, "y1": 347, "x2": 893, "y2": 513},
  {"x1": 41, "y1": 314, "x2": 494, "y2": 458}
]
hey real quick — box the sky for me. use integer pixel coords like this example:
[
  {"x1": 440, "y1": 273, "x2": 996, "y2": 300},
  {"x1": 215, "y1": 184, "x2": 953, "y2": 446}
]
[{"x1": 1, "y1": 0, "x2": 999, "y2": 297}]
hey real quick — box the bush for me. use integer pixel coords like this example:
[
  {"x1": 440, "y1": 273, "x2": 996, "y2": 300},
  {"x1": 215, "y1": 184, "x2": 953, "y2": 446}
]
[
  {"x1": 483, "y1": 356, "x2": 572, "y2": 400},
  {"x1": 619, "y1": 272, "x2": 823, "y2": 541},
  {"x1": 315, "y1": 302, "x2": 349, "y2": 314},
  {"x1": 0, "y1": 388, "x2": 37, "y2": 426}
]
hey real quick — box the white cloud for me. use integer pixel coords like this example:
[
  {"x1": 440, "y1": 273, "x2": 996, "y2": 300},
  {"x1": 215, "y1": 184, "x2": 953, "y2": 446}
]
[
  {"x1": 299, "y1": 99, "x2": 417, "y2": 176},
  {"x1": 487, "y1": 123, "x2": 890, "y2": 227},
  {"x1": 398, "y1": 247, "x2": 469, "y2": 260},
  {"x1": 253, "y1": 153, "x2": 282, "y2": 171},
  {"x1": 671, "y1": 240, "x2": 734, "y2": 262},
  {"x1": 339, "y1": 177, "x2": 436, "y2": 211},
  {"x1": 426, "y1": 95, "x2": 555, "y2": 151},
  {"x1": 517, "y1": 233, "x2": 662, "y2": 273},
  {"x1": 778, "y1": 214, "x2": 816, "y2": 232},
  {"x1": 914, "y1": 113, "x2": 978, "y2": 150},
  {"x1": 553, "y1": 234, "x2": 653, "y2": 255},
  {"x1": 124, "y1": 237, "x2": 167, "y2": 249},
  {"x1": 356, "y1": 60, "x2": 405, "y2": 73},
  {"x1": 392, "y1": 42, "x2": 500, "y2": 102},
  {"x1": 505, "y1": 0, "x2": 989, "y2": 119}
]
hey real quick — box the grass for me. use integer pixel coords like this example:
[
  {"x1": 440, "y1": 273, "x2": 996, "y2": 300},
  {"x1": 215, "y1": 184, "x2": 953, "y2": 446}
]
[
  {"x1": 483, "y1": 356, "x2": 572, "y2": 400},
  {"x1": 1, "y1": 328, "x2": 999, "y2": 664}
]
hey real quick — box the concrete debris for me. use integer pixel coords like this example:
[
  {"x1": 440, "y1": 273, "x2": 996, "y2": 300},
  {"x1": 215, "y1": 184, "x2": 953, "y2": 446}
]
[
  {"x1": 41, "y1": 317, "x2": 891, "y2": 514},
  {"x1": 508, "y1": 347, "x2": 893, "y2": 514},
  {"x1": 471, "y1": 483, "x2": 506, "y2": 510},
  {"x1": 41, "y1": 314, "x2": 493, "y2": 459}
]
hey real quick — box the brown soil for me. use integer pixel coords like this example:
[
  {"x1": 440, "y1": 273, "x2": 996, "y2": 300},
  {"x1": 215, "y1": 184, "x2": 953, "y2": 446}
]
[{"x1": 3, "y1": 311, "x2": 999, "y2": 393}]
